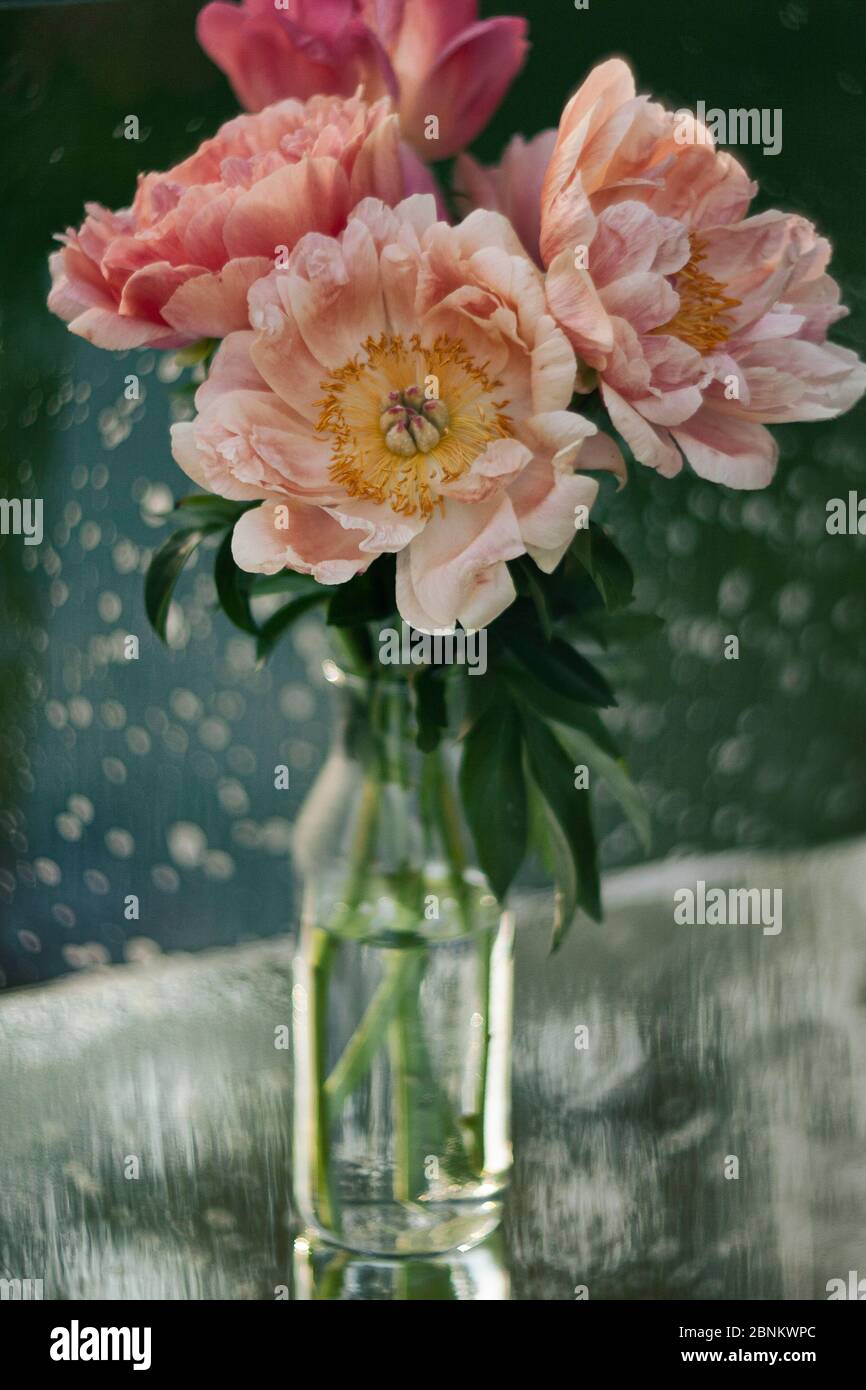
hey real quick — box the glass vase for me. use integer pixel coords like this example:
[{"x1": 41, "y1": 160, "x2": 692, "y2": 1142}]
[{"x1": 291, "y1": 663, "x2": 514, "y2": 1257}]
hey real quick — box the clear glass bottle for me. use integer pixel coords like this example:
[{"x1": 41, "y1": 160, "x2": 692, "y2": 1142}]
[{"x1": 291, "y1": 666, "x2": 514, "y2": 1257}]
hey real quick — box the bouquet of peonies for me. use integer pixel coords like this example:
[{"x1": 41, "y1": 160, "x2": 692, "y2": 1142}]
[{"x1": 48, "y1": 1, "x2": 865, "y2": 942}]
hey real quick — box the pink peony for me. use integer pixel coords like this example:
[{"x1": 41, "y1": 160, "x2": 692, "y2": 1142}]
[
  {"x1": 48, "y1": 92, "x2": 438, "y2": 350},
  {"x1": 196, "y1": 0, "x2": 528, "y2": 161},
  {"x1": 457, "y1": 59, "x2": 866, "y2": 488},
  {"x1": 171, "y1": 196, "x2": 622, "y2": 631}
]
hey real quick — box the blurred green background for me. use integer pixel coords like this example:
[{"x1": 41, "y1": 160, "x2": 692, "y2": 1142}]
[{"x1": 1, "y1": 0, "x2": 864, "y2": 986}]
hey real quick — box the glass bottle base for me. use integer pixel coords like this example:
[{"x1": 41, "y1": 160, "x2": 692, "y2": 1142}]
[{"x1": 302, "y1": 1193, "x2": 505, "y2": 1258}]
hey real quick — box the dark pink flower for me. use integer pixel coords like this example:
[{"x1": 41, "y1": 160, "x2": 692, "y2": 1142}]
[
  {"x1": 197, "y1": 0, "x2": 528, "y2": 160},
  {"x1": 48, "y1": 92, "x2": 439, "y2": 350}
]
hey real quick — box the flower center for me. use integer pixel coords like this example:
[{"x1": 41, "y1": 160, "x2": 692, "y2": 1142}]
[
  {"x1": 654, "y1": 235, "x2": 741, "y2": 353},
  {"x1": 317, "y1": 334, "x2": 512, "y2": 518}
]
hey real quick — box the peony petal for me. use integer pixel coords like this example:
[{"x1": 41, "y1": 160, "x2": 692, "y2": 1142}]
[
  {"x1": 232, "y1": 499, "x2": 370, "y2": 582},
  {"x1": 223, "y1": 158, "x2": 351, "y2": 259},
  {"x1": 162, "y1": 257, "x2": 273, "y2": 337},
  {"x1": 671, "y1": 407, "x2": 778, "y2": 488},
  {"x1": 545, "y1": 249, "x2": 613, "y2": 367},
  {"x1": 398, "y1": 18, "x2": 529, "y2": 160},
  {"x1": 508, "y1": 456, "x2": 599, "y2": 572},
  {"x1": 396, "y1": 495, "x2": 524, "y2": 631},
  {"x1": 601, "y1": 382, "x2": 683, "y2": 476}
]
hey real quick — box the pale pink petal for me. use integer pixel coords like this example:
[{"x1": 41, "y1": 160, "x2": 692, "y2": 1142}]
[
  {"x1": 531, "y1": 314, "x2": 579, "y2": 412},
  {"x1": 284, "y1": 220, "x2": 386, "y2": 368},
  {"x1": 248, "y1": 274, "x2": 336, "y2": 422},
  {"x1": 223, "y1": 158, "x2": 351, "y2": 259},
  {"x1": 118, "y1": 262, "x2": 200, "y2": 322},
  {"x1": 508, "y1": 456, "x2": 599, "y2": 572},
  {"x1": 733, "y1": 340, "x2": 866, "y2": 423},
  {"x1": 545, "y1": 249, "x2": 613, "y2": 367},
  {"x1": 396, "y1": 496, "x2": 524, "y2": 631},
  {"x1": 161, "y1": 257, "x2": 273, "y2": 337},
  {"x1": 324, "y1": 497, "x2": 424, "y2": 554},
  {"x1": 521, "y1": 410, "x2": 596, "y2": 470},
  {"x1": 62, "y1": 306, "x2": 179, "y2": 349},
  {"x1": 576, "y1": 429, "x2": 628, "y2": 487},
  {"x1": 590, "y1": 202, "x2": 689, "y2": 287},
  {"x1": 601, "y1": 382, "x2": 683, "y2": 476},
  {"x1": 438, "y1": 438, "x2": 533, "y2": 504},
  {"x1": 455, "y1": 130, "x2": 558, "y2": 266},
  {"x1": 171, "y1": 422, "x2": 212, "y2": 490},
  {"x1": 195, "y1": 330, "x2": 266, "y2": 408},
  {"x1": 232, "y1": 499, "x2": 370, "y2": 582},
  {"x1": 671, "y1": 407, "x2": 778, "y2": 488},
  {"x1": 599, "y1": 270, "x2": 679, "y2": 334}
]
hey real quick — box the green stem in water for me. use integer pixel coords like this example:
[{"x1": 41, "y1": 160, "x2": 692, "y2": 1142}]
[
  {"x1": 389, "y1": 947, "x2": 426, "y2": 1203},
  {"x1": 307, "y1": 926, "x2": 338, "y2": 1234},
  {"x1": 306, "y1": 771, "x2": 381, "y2": 1236},
  {"x1": 429, "y1": 748, "x2": 494, "y2": 1173},
  {"x1": 469, "y1": 927, "x2": 494, "y2": 1174},
  {"x1": 324, "y1": 949, "x2": 418, "y2": 1112}
]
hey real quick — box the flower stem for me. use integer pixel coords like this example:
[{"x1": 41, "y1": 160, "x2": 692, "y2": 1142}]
[
  {"x1": 306, "y1": 925, "x2": 338, "y2": 1234},
  {"x1": 388, "y1": 947, "x2": 426, "y2": 1203},
  {"x1": 470, "y1": 927, "x2": 494, "y2": 1173},
  {"x1": 324, "y1": 948, "x2": 418, "y2": 1112}
]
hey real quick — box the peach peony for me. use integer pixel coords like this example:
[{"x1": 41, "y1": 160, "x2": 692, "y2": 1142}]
[
  {"x1": 197, "y1": 0, "x2": 528, "y2": 161},
  {"x1": 457, "y1": 59, "x2": 866, "y2": 488},
  {"x1": 48, "y1": 92, "x2": 438, "y2": 351},
  {"x1": 171, "y1": 196, "x2": 622, "y2": 631}
]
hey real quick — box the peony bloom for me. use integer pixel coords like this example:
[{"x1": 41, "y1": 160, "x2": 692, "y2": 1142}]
[
  {"x1": 48, "y1": 92, "x2": 438, "y2": 350},
  {"x1": 197, "y1": 0, "x2": 528, "y2": 161},
  {"x1": 171, "y1": 195, "x2": 622, "y2": 631},
  {"x1": 457, "y1": 59, "x2": 866, "y2": 488}
]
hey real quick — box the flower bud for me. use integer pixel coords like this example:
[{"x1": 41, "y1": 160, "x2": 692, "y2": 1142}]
[
  {"x1": 408, "y1": 413, "x2": 441, "y2": 453},
  {"x1": 422, "y1": 398, "x2": 449, "y2": 432},
  {"x1": 380, "y1": 405, "x2": 408, "y2": 433},
  {"x1": 402, "y1": 385, "x2": 426, "y2": 412},
  {"x1": 385, "y1": 422, "x2": 417, "y2": 457}
]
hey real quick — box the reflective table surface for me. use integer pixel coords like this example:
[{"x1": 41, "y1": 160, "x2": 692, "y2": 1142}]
[{"x1": 2, "y1": 840, "x2": 865, "y2": 1300}]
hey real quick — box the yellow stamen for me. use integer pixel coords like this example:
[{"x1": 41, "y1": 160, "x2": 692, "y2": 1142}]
[
  {"x1": 653, "y1": 235, "x2": 741, "y2": 354},
  {"x1": 316, "y1": 334, "x2": 512, "y2": 518}
]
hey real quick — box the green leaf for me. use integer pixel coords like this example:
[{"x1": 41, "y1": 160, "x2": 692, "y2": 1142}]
[
  {"x1": 456, "y1": 668, "x2": 507, "y2": 742},
  {"x1": 504, "y1": 670, "x2": 621, "y2": 758},
  {"x1": 173, "y1": 338, "x2": 217, "y2": 368},
  {"x1": 458, "y1": 696, "x2": 527, "y2": 902},
  {"x1": 521, "y1": 711, "x2": 601, "y2": 943},
  {"x1": 174, "y1": 494, "x2": 250, "y2": 525},
  {"x1": 214, "y1": 530, "x2": 258, "y2": 636},
  {"x1": 552, "y1": 722, "x2": 651, "y2": 853},
  {"x1": 526, "y1": 777, "x2": 578, "y2": 952},
  {"x1": 255, "y1": 591, "x2": 329, "y2": 662},
  {"x1": 572, "y1": 522, "x2": 635, "y2": 612},
  {"x1": 503, "y1": 630, "x2": 616, "y2": 708},
  {"x1": 414, "y1": 669, "x2": 448, "y2": 753},
  {"x1": 249, "y1": 571, "x2": 320, "y2": 597},
  {"x1": 510, "y1": 558, "x2": 553, "y2": 641},
  {"x1": 145, "y1": 528, "x2": 212, "y2": 642},
  {"x1": 326, "y1": 559, "x2": 396, "y2": 627},
  {"x1": 572, "y1": 609, "x2": 664, "y2": 649}
]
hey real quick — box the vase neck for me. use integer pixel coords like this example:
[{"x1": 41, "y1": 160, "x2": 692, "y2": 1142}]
[
  {"x1": 331, "y1": 676, "x2": 414, "y2": 787},
  {"x1": 293, "y1": 666, "x2": 490, "y2": 934}
]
